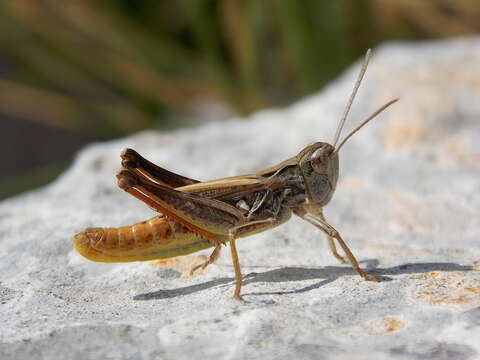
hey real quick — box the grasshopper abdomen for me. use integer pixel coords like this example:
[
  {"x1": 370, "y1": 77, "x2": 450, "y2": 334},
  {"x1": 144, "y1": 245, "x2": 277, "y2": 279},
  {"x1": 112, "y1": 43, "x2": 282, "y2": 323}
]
[{"x1": 73, "y1": 216, "x2": 212, "y2": 263}]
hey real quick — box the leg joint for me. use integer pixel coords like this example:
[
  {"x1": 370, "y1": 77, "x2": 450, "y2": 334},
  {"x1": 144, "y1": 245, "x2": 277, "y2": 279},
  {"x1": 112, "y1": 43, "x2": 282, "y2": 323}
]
[{"x1": 328, "y1": 229, "x2": 339, "y2": 238}]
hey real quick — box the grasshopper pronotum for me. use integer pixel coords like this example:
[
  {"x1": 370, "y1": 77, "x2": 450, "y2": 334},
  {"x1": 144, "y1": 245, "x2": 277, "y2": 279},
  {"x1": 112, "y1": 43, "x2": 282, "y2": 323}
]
[{"x1": 73, "y1": 50, "x2": 398, "y2": 300}]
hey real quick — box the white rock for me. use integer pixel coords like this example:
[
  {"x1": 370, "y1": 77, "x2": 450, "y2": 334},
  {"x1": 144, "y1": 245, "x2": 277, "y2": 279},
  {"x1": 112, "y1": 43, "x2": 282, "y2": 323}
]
[{"x1": 1, "y1": 37, "x2": 480, "y2": 360}]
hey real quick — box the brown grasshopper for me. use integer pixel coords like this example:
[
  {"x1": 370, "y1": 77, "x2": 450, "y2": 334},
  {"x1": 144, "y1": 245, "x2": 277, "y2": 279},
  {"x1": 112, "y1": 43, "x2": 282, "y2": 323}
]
[{"x1": 73, "y1": 50, "x2": 398, "y2": 300}]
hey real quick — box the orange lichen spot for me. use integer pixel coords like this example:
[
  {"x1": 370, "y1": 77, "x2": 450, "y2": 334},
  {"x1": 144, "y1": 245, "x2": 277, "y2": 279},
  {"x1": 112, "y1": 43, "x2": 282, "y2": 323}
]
[
  {"x1": 409, "y1": 274, "x2": 424, "y2": 279},
  {"x1": 389, "y1": 218, "x2": 433, "y2": 233},
  {"x1": 337, "y1": 177, "x2": 367, "y2": 191},
  {"x1": 383, "y1": 118, "x2": 426, "y2": 151},
  {"x1": 465, "y1": 287, "x2": 480, "y2": 294},
  {"x1": 442, "y1": 137, "x2": 480, "y2": 165},
  {"x1": 444, "y1": 138, "x2": 466, "y2": 161},
  {"x1": 414, "y1": 272, "x2": 480, "y2": 308},
  {"x1": 150, "y1": 259, "x2": 174, "y2": 267},
  {"x1": 150, "y1": 254, "x2": 208, "y2": 277},
  {"x1": 369, "y1": 317, "x2": 405, "y2": 334}
]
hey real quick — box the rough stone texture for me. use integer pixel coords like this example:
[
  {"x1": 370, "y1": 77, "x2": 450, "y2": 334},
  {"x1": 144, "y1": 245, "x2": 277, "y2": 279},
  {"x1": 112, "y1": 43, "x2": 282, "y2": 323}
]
[{"x1": 1, "y1": 37, "x2": 480, "y2": 359}]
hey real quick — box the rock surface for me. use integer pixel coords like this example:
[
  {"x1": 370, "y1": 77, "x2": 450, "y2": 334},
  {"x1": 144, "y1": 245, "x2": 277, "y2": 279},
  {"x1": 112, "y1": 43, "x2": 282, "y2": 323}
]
[{"x1": 1, "y1": 37, "x2": 480, "y2": 360}]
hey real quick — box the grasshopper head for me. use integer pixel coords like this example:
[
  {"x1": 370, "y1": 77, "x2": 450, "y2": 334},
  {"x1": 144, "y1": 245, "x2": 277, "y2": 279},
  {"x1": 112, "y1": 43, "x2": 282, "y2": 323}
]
[
  {"x1": 298, "y1": 142, "x2": 339, "y2": 206},
  {"x1": 292, "y1": 51, "x2": 398, "y2": 207}
]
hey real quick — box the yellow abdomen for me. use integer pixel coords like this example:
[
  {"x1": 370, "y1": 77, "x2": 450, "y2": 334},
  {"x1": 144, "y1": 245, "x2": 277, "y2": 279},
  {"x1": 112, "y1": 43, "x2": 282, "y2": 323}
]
[{"x1": 73, "y1": 216, "x2": 214, "y2": 262}]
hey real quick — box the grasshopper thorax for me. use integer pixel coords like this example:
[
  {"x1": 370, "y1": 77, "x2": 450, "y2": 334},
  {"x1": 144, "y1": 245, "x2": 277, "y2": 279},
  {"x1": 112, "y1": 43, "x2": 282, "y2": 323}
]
[{"x1": 298, "y1": 142, "x2": 339, "y2": 206}]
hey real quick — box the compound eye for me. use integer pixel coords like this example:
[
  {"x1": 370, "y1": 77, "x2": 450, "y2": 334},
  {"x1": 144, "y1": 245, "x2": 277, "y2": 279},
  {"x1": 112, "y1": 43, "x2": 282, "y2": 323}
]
[{"x1": 310, "y1": 147, "x2": 330, "y2": 172}]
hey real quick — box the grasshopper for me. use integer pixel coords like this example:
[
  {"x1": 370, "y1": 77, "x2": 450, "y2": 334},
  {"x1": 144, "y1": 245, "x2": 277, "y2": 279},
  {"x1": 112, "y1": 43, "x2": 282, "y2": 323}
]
[{"x1": 73, "y1": 50, "x2": 398, "y2": 300}]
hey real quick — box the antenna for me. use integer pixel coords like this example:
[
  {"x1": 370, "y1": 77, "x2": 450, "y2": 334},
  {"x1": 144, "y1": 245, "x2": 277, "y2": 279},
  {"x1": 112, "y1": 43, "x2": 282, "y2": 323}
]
[
  {"x1": 333, "y1": 98, "x2": 399, "y2": 155},
  {"x1": 332, "y1": 49, "x2": 371, "y2": 147}
]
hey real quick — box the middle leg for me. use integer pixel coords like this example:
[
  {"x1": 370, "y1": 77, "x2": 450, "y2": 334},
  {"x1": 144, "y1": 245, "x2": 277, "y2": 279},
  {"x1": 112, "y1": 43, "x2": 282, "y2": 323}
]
[
  {"x1": 189, "y1": 244, "x2": 222, "y2": 276},
  {"x1": 228, "y1": 208, "x2": 292, "y2": 300}
]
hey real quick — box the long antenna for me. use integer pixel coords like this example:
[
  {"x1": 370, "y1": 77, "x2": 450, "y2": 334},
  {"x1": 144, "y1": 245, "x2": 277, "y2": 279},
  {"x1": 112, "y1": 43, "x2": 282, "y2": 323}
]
[
  {"x1": 333, "y1": 98, "x2": 399, "y2": 155},
  {"x1": 333, "y1": 49, "x2": 371, "y2": 147}
]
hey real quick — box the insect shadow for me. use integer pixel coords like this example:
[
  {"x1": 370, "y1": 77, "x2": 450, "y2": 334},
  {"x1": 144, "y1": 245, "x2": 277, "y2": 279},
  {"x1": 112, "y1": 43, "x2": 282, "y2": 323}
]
[{"x1": 133, "y1": 261, "x2": 473, "y2": 300}]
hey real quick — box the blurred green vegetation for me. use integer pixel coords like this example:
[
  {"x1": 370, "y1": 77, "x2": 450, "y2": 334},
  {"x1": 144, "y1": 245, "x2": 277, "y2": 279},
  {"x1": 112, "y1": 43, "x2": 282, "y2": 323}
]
[
  {"x1": 1, "y1": 0, "x2": 479, "y2": 137},
  {"x1": 0, "y1": 0, "x2": 479, "y2": 199},
  {"x1": 0, "y1": 162, "x2": 67, "y2": 200}
]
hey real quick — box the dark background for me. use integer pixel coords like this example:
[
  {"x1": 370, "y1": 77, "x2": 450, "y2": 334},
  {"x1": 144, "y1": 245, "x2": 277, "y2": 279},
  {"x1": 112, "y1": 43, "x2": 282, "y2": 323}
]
[{"x1": 1, "y1": 0, "x2": 479, "y2": 199}]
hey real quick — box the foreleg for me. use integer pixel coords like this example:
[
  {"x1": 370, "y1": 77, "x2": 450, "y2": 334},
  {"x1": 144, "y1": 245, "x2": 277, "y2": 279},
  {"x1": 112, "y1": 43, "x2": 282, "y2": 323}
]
[{"x1": 294, "y1": 206, "x2": 378, "y2": 282}]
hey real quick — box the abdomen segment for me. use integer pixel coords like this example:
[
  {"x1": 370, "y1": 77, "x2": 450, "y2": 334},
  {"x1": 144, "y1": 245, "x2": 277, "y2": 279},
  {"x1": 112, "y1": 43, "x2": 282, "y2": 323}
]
[{"x1": 73, "y1": 216, "x2": 215, "y2": 262}]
